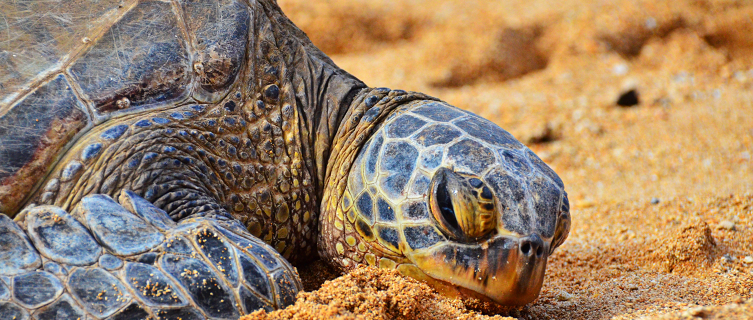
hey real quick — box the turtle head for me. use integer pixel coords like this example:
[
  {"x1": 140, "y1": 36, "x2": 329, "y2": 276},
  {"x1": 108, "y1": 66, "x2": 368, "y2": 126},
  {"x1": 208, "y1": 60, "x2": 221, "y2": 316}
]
[
  {"x1": 409, "y1": 166, "x2": 571, "y2": 305},
  {"x1": 326, "y1": 99, "x2": 570, "y2": 306}
]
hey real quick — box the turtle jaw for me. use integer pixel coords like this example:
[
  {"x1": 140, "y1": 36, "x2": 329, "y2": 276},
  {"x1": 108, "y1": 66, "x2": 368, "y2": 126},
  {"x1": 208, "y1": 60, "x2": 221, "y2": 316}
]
[{"x1": 404, "y1": 235, "x2": 549, "y2": 306}]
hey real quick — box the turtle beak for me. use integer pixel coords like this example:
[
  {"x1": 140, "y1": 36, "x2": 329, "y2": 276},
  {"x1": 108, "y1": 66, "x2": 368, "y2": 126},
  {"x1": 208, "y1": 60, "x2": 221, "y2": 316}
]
[{"x1": 405, "y1": 234, "x2": 548, "y2": 306}]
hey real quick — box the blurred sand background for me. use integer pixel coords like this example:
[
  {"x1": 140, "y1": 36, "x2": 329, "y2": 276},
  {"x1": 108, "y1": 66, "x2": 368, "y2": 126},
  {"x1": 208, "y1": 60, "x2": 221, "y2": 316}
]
[{"x1": 246, "y1": 0, "x2": 753, "y2": 319}]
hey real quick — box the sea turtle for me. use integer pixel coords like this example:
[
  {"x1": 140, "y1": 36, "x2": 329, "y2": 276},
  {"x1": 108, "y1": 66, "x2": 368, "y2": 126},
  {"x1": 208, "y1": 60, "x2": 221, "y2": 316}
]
[{"x1": 0, "y1": 0, "x2": 571, "y2": 318}]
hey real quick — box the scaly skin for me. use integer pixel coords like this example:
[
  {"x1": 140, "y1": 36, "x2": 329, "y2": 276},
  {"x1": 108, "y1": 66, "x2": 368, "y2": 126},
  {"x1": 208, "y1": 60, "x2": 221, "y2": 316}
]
[{"x1": 25, "y1": 0, "x2": 366, "y2": 264}]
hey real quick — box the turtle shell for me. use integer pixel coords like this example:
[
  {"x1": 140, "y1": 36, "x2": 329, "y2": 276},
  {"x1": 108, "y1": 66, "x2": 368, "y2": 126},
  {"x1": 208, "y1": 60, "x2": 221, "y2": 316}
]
[{"x1": 0, "y1": 0, "x2": 252, "y2": 214}]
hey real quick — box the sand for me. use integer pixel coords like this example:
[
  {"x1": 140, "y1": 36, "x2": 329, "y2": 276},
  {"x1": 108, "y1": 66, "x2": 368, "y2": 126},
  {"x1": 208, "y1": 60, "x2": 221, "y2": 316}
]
[{"x1": 244, "y1": 0, "x2": 753, "y2": 319}]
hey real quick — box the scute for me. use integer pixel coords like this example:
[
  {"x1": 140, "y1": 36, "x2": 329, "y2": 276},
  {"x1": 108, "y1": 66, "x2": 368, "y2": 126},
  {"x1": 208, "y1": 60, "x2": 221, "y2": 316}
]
[
  {"x1": 124, "y1": 262, "x2": 188, "y2": 307},
  {"x1": 0, "y1": 302, "x2": 29, "y2": 320},
  {"x1": 0, "y1": 0, "x2": 122, "y2": 103},
  {"x1": 160, "y1": 254, "x2": 240, "y2": 319},
  {"x1": 0, "y1": 75, "x2": 88, "y2": 214},
  {"x1": 25, "y1": 206, "x2": 102, "y2": 266},
  {"x1": 0, "y1": 215, "x2": 41, "y2": 275},
  {"x1": 79, "y1": 194, "x2": 164, "y2": 256},
  {"x1": 447, "y1": 139, "x2": 495, "y2": 173},
  {"x1": 238, "y1": 253, "x2": 273, "y2": 300},
  {"x1": 12, "y1": 271, "x2": 63, "y2": 309},
  {"x1": 69, "y1": 0, "x2": 191, "y2": 115},
  {"x1": 67, "y1": 268, "x2": 130, "y2": 318},
  {"x1": 454, "y1": 116, "x2": 523, "y2": 148},
  {"x1": 33, "y1": 294, "x2": 85, "y2": 320},
  {"x1": 196, "y1": 229, "x2": 240, "y2": 287}
]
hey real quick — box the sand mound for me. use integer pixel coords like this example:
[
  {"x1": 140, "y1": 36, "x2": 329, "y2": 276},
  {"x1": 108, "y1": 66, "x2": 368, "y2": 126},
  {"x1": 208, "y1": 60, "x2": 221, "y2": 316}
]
[
  {"x1": 646, "y1": 222, "x2": 717, "y2": 274},
  {"x1": 243, "y1": 266, "x2": 512, "y2": 320}
]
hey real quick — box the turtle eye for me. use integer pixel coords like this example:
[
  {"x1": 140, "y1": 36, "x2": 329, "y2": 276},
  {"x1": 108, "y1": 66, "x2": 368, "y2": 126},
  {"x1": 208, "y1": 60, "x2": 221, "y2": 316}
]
[
  {"x1": 430, "y1": 170, "x2": 463, "y2": 239},
  {"x1": 429, "y1": 168, "x2": 497, "y2": 241},
  {"x1": 550, "y1": 193, "x2": 571, "y2": 253}
]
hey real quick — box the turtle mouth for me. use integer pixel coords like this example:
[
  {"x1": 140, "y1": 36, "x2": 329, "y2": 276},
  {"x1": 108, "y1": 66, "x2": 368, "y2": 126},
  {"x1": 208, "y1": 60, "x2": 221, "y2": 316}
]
[{"x1": 404, "y1": 234, "x2": 549, "y2": 306}]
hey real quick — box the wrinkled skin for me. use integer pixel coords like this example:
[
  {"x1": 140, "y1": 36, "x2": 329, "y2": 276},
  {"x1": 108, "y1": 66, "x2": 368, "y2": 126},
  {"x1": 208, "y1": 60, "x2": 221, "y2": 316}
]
[{"x1": 0, "y1": 0, "x2": 569, "y2": 316}]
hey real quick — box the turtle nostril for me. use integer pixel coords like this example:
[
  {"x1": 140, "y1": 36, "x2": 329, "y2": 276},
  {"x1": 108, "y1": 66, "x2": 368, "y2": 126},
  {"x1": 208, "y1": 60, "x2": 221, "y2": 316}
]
[
  {"x1": 520, "y1": 242, "x2": 531, "y2": 255},
  {"x1": 519, "y1": 235, "x2": 544, "y2": 259}
]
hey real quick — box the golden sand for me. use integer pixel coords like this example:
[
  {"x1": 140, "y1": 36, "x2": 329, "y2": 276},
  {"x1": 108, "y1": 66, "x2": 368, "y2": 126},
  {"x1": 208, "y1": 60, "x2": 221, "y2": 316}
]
[{"x1": 245, "y1": 0, "x2": 753, "y2": 318}]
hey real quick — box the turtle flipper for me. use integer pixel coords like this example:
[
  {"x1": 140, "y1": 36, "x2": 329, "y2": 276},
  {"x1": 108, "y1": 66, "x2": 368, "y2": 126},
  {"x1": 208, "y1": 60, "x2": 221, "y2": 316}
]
[{"x1": 1, "y1": 191, "x2": 301, "y2": 319}]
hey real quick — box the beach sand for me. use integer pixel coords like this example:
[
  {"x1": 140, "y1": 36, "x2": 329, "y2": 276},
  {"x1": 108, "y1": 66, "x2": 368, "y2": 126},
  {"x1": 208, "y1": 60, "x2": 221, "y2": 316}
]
[{"x1": 244, "y1": 0, "x2": 753, "y2": 318}]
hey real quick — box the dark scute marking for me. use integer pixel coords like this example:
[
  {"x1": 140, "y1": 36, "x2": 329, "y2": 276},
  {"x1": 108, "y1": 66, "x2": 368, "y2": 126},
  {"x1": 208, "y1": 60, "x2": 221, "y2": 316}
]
[
  {"x1": 137, "y1": 252, "x2": 158, "y2": 265},
  {"x1": 135, "y1": 119, "x2": 152, "y2": 127},
  {"x1": 530, "y1": 178, "x2": 561, "y2": 238},
  {"x1": 125, "y1": 262, "x2": 187, "y2": 307},
  {"x1": 404, "y1": 226, "x2": 445, "y2": 250},
  {"x1": 69, "y1": 1, "x2": 190, "y2": 113},
  {"x1": 356, "y1": 219, "x2": 374, "y2": 240},
  {"x1": 454, "y1": 116, "x2": 523, "y2": 148},
  {"x1": 386, "y1": 115, "x2": 426, "y2": 138},
  {"x1": 163, "y1": 236, "x2": 194, "y2": 255},
  {"x1": 365, "y1": 95, "x2": 380, "y2": 107},
  {"x1": 99, "y1": 254, "x2": 123, "y2": 270},
  {"x1": 81, "y1": 195, "x2": 164, "y2": 255},
  {"x1": 240, "y1": 285, "x2": 273, "y2": 313},
  {"x1": 469, "y1": 178, "x2": 483, "y2": 188},
  {"x1": 364, "y1": 134, "x2": 384, "y2": 181},
  {"x1": 81, "y1": 143, "x2": 103, "y2": 162},
  {"x1": 264, "y1": 85, "x2": 280, "y2": 101},
  {"x1": 527, "y1": 149, "x2": 564, "y2": 188},
  {"x1": 485, "y1": 168, "x2": 530, "y2": 235},
  {"x1": 12, "y1": 271, "x2": 63, "y2": 308},
  {"x1": 0, "y1": 215, "x2": 41, "y2": 275},
  {"x1": 377, "y1": 197, "x2": 395, "y2": 222},
  {"x1": 100, "y1": 124, "x2": 129, "y2": 140},
  {"x1": 32, "y1": 295, "x2": 84, "y2": 320},
  {"x1": 224, "y1": 101, "x2": 236, "y2": 112},
  {"x1": 271, "y1": 270, "x2": 298, "y2": 308},
  {"x1": 160, "y1": 254, "x2": 239, "y2": 318},
  {"x1": 155, "y1": 308, "x2": 204, "y2": 320},
  {"x1": 381, "y1": 142, "x2": 418, "y2": 199},
  {"x1": 378, "y1": 227, "x2": 400, "y2": 250},
  {"x1": 414, "y1": 124, "x2": 462, "y2": 147},
  {"x1": 184, "y1": 0, "x2": 250, "y2": 92},
  {"x1": 499, "y1": 149, "x2": 532, "y2": 174},
  {"x1": 0, "y1": 75, "x2": 86, "y2": 181},
  {"x1": 447, "y1": 139, "x2": 495, "y2": 173},
  {"x1": 0, "y1": 302, "x2": 28, "y2": 320},
  {"x1": 420, "y1": 147, "x2": 443, "y2": 169},
  {"x1": 411, "y1": 102, "x2": 465, "y2": 121},
  {"x1": 356, "y1": 192, "x2": 374, "y2": 223},
  {"x1": 481, "y1": 186, "x2": 493, "y2": 200},
  {"x1": 215, "y1": 226, "x2": 280, "y2": 270},
  {"x1": 238, "y1": 254, "x2": 272, "y2": 300},
  {"x1": 26, "y1": 207, "x2": 101, "y2": 266},
  {"x1": 196, "y1": 229, "x2": 239, "y2": 287},
  {"x1": 68, "y1": 268, "x2": 129, "y2": 317},
  {"x1": 109, "y1": 303, "x2": 150, "y2": 320},
  {"x1": 402, "y1": 201, "x2": 430, "y2": 220}
]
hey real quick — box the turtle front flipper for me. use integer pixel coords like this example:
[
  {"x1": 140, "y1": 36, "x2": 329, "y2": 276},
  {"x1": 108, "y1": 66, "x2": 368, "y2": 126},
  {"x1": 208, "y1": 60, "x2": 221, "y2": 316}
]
[{"x1": 1, "y1": 190, "x2": 300, "y2": 319}]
